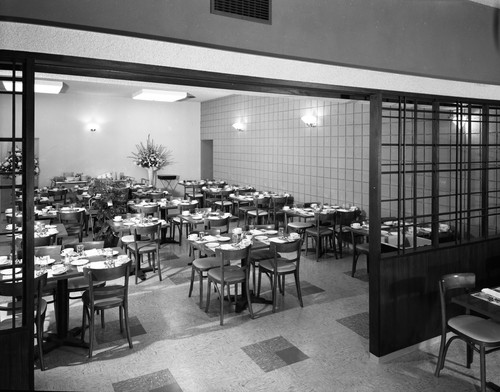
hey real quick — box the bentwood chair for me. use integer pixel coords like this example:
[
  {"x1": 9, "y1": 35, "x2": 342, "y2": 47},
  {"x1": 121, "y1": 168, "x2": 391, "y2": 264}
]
[
  {"x1": 257, "y1": 239, "x2": 303, "y2": 313},
  {"x1": 127, "y1": 222, "x2": 162, "y2": 284},
  {"x1": 246, "y1": 197, "x2": 270, "y2": 226},
  {"x1": 81, "y1": 260, "x2": 133, "y2": 358},
  {"x1": 171, "y1": 202, "x2": 198, "y2": 243},
  {"x1": 304, "y1": 211, "x2": 337, "y2": 262},
  {"x1": 213, "y1": 189, "x2": 233, "y2": 213},
  {"x1": 248, "y1": 224, "x2": 276, "y2": 291},
  {"x1": 207, "y1": 216, "x2": 230, "y2": 234},
  {"x1": 58, "y1": 210, "x2": 85, "y2": 243},
  {"x1": 269, "y1": 195, "x2": 288, "y2": 226},
  {"x1": 435, "y1": 273, "x2": 500, "y2": 392},
  {"x1": 0, "y1": 273, "x2": 48, "y2": 370},
  {"x1": 48, "y1": 188, "x2": 68, "y2": 204},
  {"x1": 333, "y1": 210, "x2": 360, "y2": 258},
  {"x1": 205, "y1": 244, "x2": 254, "y2": 325},
  {"x1": 188, "y1": 229, "x2": 230, "y2": 308},
  {"x1": 351, "y1": 230, "x2": 370, "y2": 277}
]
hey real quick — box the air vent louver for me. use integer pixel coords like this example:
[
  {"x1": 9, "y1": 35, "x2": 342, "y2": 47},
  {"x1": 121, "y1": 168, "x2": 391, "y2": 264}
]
[{"x1": 211, "y1": 0, "x2": 271, "y2": 24}]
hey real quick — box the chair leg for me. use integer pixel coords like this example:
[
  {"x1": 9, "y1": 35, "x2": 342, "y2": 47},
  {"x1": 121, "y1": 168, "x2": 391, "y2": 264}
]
[
  {"x1": 245, "y1": 276, "x2": 254, "y2": 319},
  {"x1": 88, "y1": 308, "x2": 95, "y2": 358},
  {"x1": 199, "y1": 271, "x2": 204, "y2": 309},
  {"x1": 294, "y1": 271, "x2": 303, "y2": 307},
  {"x1": 271, "y1": 274, "x2": 277, "y2": 313},
  {"x1": 123, "y1": 304, "x2": 133, "y2": 349},
  {"x1": 220, "y1": 283, "x2": 225, "y2": 325},
  {"x1": 352, "y1": 253, "x2": 359, "y2": 277},
  {"x1": 205, "y1": 279, "x2": 212, "y2": 313},
  {"x1": 479, "y1": 345, "x2": 486, "y2": 392},
  {"x1": 188, "y1": 267, "x2": 195, "y2": 297},
  {"x1": 156, "y1": 251, "x2": 162, "y2": 281},
  {"x1": 37, "y1": 314, "x2": 45, "y2": 371}
]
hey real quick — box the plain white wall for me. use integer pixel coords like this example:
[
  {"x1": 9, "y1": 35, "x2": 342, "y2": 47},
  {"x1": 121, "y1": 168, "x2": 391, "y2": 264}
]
[{"x1": 30, "y1": 93, "x2": 201, "y2": 187}]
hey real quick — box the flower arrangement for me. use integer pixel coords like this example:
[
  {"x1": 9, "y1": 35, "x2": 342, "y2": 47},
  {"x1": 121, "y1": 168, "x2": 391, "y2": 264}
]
[
  {"x1": 0, "y1": 146, "x2": 40, "y2": 176},
  {"x1": 129, "y1": 134, "x2": 173, "y2": 170}
]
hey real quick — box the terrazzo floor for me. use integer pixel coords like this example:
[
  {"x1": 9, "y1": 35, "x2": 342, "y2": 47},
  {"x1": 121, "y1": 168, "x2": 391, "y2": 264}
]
[{"x1": 34, "y1": 230, "x2": 500, "y2": 392}]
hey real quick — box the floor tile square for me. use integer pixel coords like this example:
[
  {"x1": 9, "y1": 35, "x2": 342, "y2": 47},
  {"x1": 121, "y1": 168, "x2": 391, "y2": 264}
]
[
  {"x1": 344, "y1": 268, "x2": 369, "y2": 282},
  {"x1": 168, "y1": 270, "x2": 192, "y2": 285},
  {"x1": 275, "y1": 345, "x2": 309, "y2": 365},
  {"x1": 337, "y1": 311, "x2": 369, "y2": 339},
  {"x1": 242, "y1": 335, "x2": 307, "y2": 372},
  {"x1": 112, "y1": 369, "x2": 181, "y2": 392},
  {"x1": 285, "y1": 280, "x2": 324, "y2": 297}
]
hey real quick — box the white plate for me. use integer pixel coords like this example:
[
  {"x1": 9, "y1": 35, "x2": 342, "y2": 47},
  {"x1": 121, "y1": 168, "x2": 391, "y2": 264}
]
[
  {"x1": 0, "y1": 267, "x2": 21, "y2": 275},
  {"x1": 45, "y1": 225, "x2": 57, "y2": 229},
  {"x1": 71, "y1": 259, "x2": 89, "y2": 266},
  {"x1": 51, "y1": 266, "x2": 67, "y2": 275},
  {"x1": 265, "y1": 230, "x2": 278, "y2": 235},
  {"x1": 217, "y1": 236, "x2": 231, "y2": 242},
  {"x1": 205, "y1": 242, "x2": 219, "y2": 248},
  {"x1": 255, "y1": 235, "x2": 268, "y2": 241}
]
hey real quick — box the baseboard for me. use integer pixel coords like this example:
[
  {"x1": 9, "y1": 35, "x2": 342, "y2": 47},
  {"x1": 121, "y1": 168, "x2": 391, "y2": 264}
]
[{"x1": 369, "y1": 334, "x2": 443, "y2": 364}]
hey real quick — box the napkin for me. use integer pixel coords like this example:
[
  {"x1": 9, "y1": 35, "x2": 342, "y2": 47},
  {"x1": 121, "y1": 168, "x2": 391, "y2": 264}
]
[
  {"x1": 84, "y1": 249, "x2": 100, "y2": 257},
  {"x1": 481, "y1": 288, "x2": 500, "y2": 300}
]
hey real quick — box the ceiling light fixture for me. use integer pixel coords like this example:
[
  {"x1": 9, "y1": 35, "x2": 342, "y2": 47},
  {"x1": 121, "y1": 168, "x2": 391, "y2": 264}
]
[
  {"x1": 132, "y1": 89, "x2": 188, "y2": 102},
  {"x1": 301, "y1": 114, "x2": 318, "y2": 127},
  {"x1": 2, "y1": 80, "x2": 64, "y2": 94}
]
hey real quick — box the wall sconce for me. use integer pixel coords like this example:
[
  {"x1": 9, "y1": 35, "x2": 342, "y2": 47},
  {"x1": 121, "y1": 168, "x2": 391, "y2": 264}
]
[
  {"x1": 232, "y1": 122, "x2": 245, "y2": 132},
  {"x1": 301, "y1": 115, "x2": 317, "y2": 127}
]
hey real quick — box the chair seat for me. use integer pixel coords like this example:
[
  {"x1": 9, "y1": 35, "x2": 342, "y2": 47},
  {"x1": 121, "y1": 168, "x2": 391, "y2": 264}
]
[
  {"x1": 251, "y1": 249, "x2": 275, "y2": 262},
  {"x1": 259, "y1": 259, "x2": 297, "y2": 273},
  {"x1": 193, "y1": 256, "x2": 224, "y2": 271},
  {"x1": 247, "y1": 210, "x2": 268, "y2": 216},
  {"x1": 288, "y1": 222, "x2": 313, "y2": 230},
  {"x1": 127, "y1": 241, "x2": 157, "y2": 254},
  {"x1": 172, "y1": 217, "x2": 190, "y2": 224},
  {"x1": 208, "y1": 265, "x2": 245, "y2": 283},
  {"x1": 82, "y1": 291, "x2": 124, "y2": 309},
  {"x1": 449, "y1": 315, "x2": 500, "y2": 343},
  {"x1": 305, "y1": 227, "x2": 333, "y2": 236},
  {"x1": 68, "y1": 277, "x2": 105, "y2": 292}
]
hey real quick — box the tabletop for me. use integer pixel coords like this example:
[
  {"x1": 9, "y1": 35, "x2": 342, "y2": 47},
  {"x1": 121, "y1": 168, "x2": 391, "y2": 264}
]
[{"x1": 452, "y1": 290, "x2": 500, "y2": 323}]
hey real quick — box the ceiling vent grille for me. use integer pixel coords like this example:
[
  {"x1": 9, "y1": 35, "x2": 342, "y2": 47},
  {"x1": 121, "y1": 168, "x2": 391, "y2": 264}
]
[{"x1": 211, "y1": 0, "x2": 272, "y2": 24}]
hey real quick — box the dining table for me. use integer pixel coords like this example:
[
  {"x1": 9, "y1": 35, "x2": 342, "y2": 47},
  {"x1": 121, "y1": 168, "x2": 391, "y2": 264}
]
[
  {"x1": 177, "y1": 211, "x2": 237, "y2": 246},
  {"x1": 452, "y1": 287, "x2": 500, "y2": 391},
  {"x1": 0, "y1": 222, "x2": 67, "y2": 246},
  {"x1": 0, "y1": 247, "x2": 127, "y2": 351}
]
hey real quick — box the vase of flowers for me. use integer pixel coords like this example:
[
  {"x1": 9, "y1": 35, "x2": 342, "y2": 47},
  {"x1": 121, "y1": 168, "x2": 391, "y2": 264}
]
[
  {"x1": 129, "y1": 134, "x2": 173, "y2": 187},
  {"x1": 0, "y1": 146, "x2": 40, "y2": 179}
]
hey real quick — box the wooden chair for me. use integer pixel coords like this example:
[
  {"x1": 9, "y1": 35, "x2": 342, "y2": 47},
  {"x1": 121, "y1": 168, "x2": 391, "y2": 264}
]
[
  {"x1": 127, "y1": 223, "x2": 162, "y2": 284},
  {"x1": 247, "y1": 224, "x2": 276, "y2": 291},
  {"x1": 269, "y1": 195, "x2": 288, "y2": 226},
  {"x1": 304, "y1": 211, "x2": 337, "y2": 262},
  {"x1": 333, "y1": 210, "x2": 360, "y2": 258},
  {"x1": 0, "y1": 273, "x2": 48, "y2": 370},
  {"x1": 257, "y1": 239, "x2": 303, "y2": 313},
  {"x1": 132, "y1": 204, "x2": 160, "y2": 219},
  {"x1": 351, "y1": 230, "x2": 370, "y2": 277},
  {"x1": 81, "y1": 261, "x2": 133, "y2": 358},
  {"x1": 188, "y1": 229, "x2": 230, "y2": 308},
  {"x1": 246, "y1": 197, "x2": 270, "y2": 226},
  {"x1": 205, "y1": 244, "x2": 254, "y2": 325},
  {"x1": 58, "y1": 210, "x2": 85, "y2": 243},
  {"x1": 435, "y1": 273, "x2": 500, "y2": 392},
  {"x1": 213, "y1": 189, "x2": 233, "y2": 213},
  {"x1": 207, "y1": 216, "x2": 230, "y2": 234},
  {"x1": 171, "y1": 202, "x2": 198, "y2": 243}
]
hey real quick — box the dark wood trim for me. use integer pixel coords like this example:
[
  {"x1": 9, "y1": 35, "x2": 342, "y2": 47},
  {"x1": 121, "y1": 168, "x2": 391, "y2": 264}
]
[
  {"x1": 369, "y1": 93, "x2": 383, "y2": 357},
  {"x1": 2, "y1": 15, "x2": 500, "y2": 89}
]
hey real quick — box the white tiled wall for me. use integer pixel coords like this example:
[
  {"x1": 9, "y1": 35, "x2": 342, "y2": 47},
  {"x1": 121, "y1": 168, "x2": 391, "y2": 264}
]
[{"x1": 201, "y1": 95, "x2": 370, "y2": 216}]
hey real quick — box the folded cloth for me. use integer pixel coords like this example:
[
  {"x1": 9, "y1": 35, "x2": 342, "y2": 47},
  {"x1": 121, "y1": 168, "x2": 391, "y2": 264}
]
[
  {"x1": 481, "y1": 288, "x2": 500, "y2": 300},
  {"x1": 84, "y1": 249, "x2": 100, "y2": 257}
]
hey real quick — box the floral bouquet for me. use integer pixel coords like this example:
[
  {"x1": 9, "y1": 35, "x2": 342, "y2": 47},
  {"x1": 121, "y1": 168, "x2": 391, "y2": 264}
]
[
  {"x1": 129, "y1": 134, "x2": 173, "y2": 170},
  {"x1": 0, "y1": 146, "x2": 40, "y2": 176}
]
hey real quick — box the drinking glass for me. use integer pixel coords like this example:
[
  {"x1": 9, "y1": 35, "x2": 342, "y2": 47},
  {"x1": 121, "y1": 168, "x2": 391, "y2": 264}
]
[
  {"x1": 199, "y1": 231, "x2": 205, "y2": 241},
  {"x1": 104, "y1": 248, "x2": 114, "y2": 268},
  {"x1": 278, "y1": 227, "x2": 285, "y2": 238},
  {"x1": 76, "y1": 244, "x2": 85, "y2": 257}
]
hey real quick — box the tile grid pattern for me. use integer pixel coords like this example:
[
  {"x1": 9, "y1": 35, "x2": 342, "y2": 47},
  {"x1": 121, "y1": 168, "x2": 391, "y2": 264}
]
[{"x1": 200, "y1": 96, "x2": 370, "y2": 214}]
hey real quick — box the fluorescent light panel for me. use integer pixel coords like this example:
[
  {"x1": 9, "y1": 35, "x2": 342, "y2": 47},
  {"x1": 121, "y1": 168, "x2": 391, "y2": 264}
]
[
  {"x1": 132, "y1": 89, "x2": 188, "y2": 102},
  {"x1": 2, "y1": 80, "x2": 64, "y2": 94}
]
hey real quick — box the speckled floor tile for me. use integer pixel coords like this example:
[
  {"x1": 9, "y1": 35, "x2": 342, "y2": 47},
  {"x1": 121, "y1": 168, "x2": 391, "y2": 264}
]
[{"x1": 33, "y1": 237, "x2": 500, "y2": 392}]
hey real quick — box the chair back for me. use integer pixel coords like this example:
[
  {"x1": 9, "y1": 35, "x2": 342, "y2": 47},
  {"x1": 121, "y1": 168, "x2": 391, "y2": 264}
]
[
  {"x1": 0, "y1": 273, "x2": 47, "y2": 315},
  {"x1": 315, "y1": 211, "x2": 336, "y2": 233},
  {"x1": 58, "y1": 210, "x2": 84, "y2": 225},
  {"x1": 35, "y1": 245, "x2": 62, "y2": 259},
  {"x1": 269, "y1": 239, "x2": 302, "y2": 269},
  {"x1": 133, "y1": 222, "x2": 161, "y2": 242},
  {"x1": 65, "y1": 241, "x2": 104, "y2": 251},
  {"x1": 12, "y1": 214, "x2": 23, "y2": 227},
  {"x1": 219, "y1": 245, "x2": 251, "y2": 283},
  {"x1": 34, "y1": 235, "x2": 53, "y2": 247},
  {"x1": 207, "y1": 217, "x2": 229, "y2": 233},
  {"x1": 83, "y1": 260, "x2": 131, "y2": 307},
  {"x1": 136, "y1": 204, "x2": 159, "y2": 218},
  {"x1": 438, "y1": 272, "x2": 476, "y2": 336},
  {"x1": 178, "y1": 202, "x2": 197, "y2": 214},
  {"x1": 271, "y1": 196, "x2": 288, "y2": 211}
]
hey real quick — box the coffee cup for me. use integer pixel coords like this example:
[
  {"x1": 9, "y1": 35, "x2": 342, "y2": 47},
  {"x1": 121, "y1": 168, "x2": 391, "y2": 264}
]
[
  {"x1": 283, "y1": 206, "x2": 290, "y2": 210},
  {"x1": 114, "y1": 216, "x2": 123, "y2": 222},
  {"x1": 351, "y1": 223, "x2": 361, "y2": 229}
]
